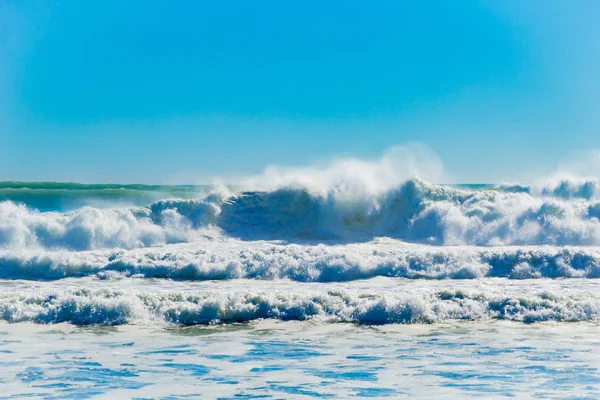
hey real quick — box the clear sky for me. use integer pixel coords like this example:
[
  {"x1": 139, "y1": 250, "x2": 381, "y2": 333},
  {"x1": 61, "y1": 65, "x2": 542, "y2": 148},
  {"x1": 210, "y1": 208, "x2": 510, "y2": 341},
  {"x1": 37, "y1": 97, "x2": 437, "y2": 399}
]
[{"x1": 1, "y1": 0, "x2": 599, "y2": 183}]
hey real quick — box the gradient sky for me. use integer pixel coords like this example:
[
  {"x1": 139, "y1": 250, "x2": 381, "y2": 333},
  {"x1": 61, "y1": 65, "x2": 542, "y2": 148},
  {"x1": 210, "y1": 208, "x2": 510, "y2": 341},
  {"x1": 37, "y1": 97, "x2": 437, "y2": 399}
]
[{"x1": 1, "y1": 0, "x2": 600, "y2": 183}]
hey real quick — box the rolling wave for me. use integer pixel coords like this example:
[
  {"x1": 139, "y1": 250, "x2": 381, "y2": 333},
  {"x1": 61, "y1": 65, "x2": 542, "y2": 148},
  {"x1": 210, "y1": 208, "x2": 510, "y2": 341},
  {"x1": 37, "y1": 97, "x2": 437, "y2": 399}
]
[
  {"x1": 2, "y1": 244, "x2": 600, "y2": 281},
  {"x1": 1, "y1": 284, "x2": 598, "y2": 325}
]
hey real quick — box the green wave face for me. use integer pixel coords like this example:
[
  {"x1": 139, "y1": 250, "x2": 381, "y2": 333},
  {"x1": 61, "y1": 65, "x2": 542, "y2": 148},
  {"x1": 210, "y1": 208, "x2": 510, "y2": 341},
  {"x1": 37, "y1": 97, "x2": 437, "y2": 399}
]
[{"x1": 0, "y1": 182, "x2": 216, "y2": 211}]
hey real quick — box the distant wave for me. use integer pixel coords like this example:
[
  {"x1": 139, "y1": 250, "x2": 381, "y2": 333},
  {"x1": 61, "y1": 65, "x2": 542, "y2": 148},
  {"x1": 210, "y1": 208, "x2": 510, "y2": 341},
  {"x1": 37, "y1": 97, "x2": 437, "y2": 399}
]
[
  {"x1": 0, "y1": 181, "x2": 212, "y2": 212},
  {"x1": 2, "y1": 245, "x2": 600, "y2": 281},
  {"x1": 2, "y1": 178, "x2": 600, "y2": 250},
  {"x1": 1, "y1": 285, "x2": 598, "y2": 325}
]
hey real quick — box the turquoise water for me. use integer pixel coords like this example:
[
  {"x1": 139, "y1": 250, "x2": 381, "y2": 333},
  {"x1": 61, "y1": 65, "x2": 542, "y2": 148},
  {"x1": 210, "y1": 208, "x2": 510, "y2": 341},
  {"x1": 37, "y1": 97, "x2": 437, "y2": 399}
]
[{"x1": 0, "y1": 181, "x2": 212, "y2": 212}]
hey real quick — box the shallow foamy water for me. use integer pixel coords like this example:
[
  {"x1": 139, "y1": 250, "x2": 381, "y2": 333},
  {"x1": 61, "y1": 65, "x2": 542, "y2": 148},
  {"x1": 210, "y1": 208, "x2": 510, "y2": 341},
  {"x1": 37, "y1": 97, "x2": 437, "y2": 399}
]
[{"x1": 1, "y1": 320, "x2": 599, "y2": 399}]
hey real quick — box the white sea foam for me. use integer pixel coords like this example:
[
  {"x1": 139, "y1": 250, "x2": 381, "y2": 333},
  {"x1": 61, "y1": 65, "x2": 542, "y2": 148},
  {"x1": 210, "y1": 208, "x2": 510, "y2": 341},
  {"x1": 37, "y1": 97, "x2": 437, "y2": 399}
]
[
  {"x1": 239, "y1": 144, "x2": 448, "y2": 195},
  {"x1": 1, "y1": 278, "x2": 599, "y2": 325},
  {"x1": 2, "y1": 241, "x2": 600, "y2": 281}
]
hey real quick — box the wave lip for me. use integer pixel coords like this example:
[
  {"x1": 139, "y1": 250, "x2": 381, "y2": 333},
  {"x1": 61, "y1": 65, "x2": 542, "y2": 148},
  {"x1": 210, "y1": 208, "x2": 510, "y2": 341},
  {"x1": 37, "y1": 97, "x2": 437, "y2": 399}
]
[{"x1": 1, "y1": 285, "x2": 599, "y2": 325}]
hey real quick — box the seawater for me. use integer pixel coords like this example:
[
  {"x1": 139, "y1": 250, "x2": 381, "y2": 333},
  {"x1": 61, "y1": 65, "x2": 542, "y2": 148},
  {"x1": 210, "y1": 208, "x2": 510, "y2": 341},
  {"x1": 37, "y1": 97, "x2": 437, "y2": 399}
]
[
  {"x1": 2, "y1": 179, "x2": 600, "y2": 398},
  {"x1": 2, "y1": 321, "x2": 600, "y2": 398}
]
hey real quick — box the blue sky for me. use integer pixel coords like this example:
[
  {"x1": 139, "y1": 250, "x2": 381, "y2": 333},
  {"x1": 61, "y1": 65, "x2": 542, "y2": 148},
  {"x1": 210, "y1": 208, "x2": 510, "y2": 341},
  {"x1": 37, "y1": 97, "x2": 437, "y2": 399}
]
[{"x1": 1, "y1": 0, "x2": 599, "y2": 183}]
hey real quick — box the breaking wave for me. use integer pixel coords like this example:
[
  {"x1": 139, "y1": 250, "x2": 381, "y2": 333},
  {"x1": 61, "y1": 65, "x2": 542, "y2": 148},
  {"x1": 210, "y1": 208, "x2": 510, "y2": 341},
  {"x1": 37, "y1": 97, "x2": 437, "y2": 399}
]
[
  {"x1": 1, "y1": 285, "x2": 598, "y2": 325},
  {"x1": 2, "y1": 178, "x2": 600, "y2": 250},
  {"x1": 2, "y1": 244, "x2": 600, "y2": 281}
]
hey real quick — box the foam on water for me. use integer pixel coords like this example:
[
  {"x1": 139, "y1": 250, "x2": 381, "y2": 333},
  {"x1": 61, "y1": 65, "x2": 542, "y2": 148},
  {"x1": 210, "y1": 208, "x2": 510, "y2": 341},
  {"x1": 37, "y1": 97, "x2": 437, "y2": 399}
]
[
  {"x1": 2, "y1": 241, "x2": 600, "y2": 281},
  {"x1": 3, "y1": 320, "x2": 600, "y2": 398},
  {"x1": 1, "y1": 278, "x2": 599, "y2": 325}
]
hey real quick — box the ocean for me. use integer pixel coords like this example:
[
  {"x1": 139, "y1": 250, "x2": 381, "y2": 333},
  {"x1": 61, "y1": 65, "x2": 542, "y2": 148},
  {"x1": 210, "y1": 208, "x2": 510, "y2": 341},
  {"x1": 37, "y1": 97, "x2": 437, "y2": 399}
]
[{"x1": 1, "y1": 179, "x2": 600, "y2": 398}]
